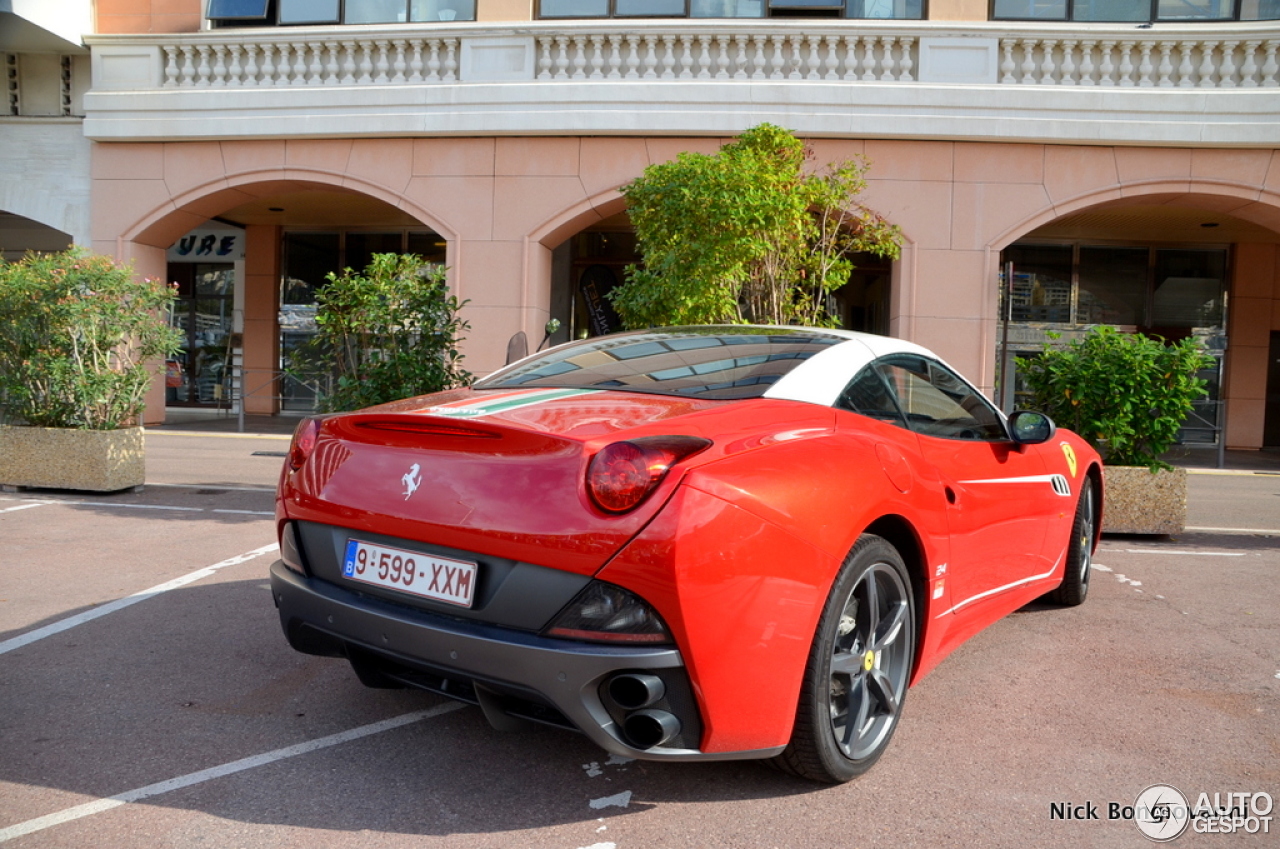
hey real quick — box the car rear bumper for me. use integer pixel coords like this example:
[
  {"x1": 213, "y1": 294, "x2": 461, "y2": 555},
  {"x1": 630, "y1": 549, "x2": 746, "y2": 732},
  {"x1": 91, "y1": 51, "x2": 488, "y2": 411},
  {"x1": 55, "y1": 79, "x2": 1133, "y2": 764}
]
[{"x1": 270, "y1": 560, "x2": 781, "y2": 762}]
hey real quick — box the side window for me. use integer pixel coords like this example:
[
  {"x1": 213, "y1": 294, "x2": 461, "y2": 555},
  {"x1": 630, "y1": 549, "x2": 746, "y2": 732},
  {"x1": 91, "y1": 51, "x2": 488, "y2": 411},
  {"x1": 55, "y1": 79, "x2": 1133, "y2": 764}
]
[
  {"x1": 837, "y1": 367, "x2": 909, "y2": 428},
  {"x1": 875, "y1": 356, "x2": 1008, "y2": 441}
]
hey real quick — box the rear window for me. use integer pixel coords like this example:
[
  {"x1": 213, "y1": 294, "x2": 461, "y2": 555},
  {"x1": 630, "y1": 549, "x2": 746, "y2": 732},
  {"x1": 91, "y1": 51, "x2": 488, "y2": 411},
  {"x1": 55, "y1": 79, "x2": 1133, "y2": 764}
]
[{"x1": 476, "y1": 327, "x2": 844, "y2": 400}]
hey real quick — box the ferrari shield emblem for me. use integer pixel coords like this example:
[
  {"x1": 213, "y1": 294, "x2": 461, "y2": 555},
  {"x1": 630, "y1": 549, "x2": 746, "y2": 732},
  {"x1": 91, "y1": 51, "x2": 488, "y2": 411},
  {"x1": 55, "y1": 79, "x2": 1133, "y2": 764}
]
[{"x1": 1060, "y1": 442, "x2": 1078, "y2": 478}]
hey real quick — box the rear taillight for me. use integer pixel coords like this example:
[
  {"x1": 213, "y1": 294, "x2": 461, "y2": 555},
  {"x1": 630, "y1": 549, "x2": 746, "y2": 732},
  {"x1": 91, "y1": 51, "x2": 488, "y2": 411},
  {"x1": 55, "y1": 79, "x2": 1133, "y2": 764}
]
[
  {"x1": 543, "y1": 581, "x2": 672, "y2": 644},
  {"x1": 586, "y1": 436, "x2": 711, "y2": 514},
  {"x1": 287, "y1": 417, "x2": 321, "y2": 471}
]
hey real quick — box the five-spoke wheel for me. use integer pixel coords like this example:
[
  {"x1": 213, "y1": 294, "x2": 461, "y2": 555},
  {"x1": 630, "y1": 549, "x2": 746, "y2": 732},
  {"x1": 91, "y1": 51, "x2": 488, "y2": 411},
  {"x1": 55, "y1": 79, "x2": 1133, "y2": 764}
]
[{"x1": 774, "y1": 534, "x2": 915, "y2": 783}]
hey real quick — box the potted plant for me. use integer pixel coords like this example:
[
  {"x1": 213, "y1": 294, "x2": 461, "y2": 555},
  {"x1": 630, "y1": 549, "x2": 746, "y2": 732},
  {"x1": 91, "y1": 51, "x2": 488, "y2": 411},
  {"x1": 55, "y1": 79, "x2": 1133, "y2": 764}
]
[
  {"x1": 0, "y1": 248, "x2": 182, "y2": 492},
  {"x1": 1017, "y1": 326, "x2": 1215, "y2": 534}
]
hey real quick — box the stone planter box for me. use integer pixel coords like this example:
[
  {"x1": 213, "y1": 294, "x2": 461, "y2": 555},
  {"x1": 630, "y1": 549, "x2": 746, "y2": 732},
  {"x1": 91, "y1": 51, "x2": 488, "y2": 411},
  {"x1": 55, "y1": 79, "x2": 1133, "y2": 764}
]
[
  {"x1": 1101, "y1": 465, "x2": 1187, "y2": 535},
  {"x1": 0, "y1": 425, "x2": 145, "y2": 492}
]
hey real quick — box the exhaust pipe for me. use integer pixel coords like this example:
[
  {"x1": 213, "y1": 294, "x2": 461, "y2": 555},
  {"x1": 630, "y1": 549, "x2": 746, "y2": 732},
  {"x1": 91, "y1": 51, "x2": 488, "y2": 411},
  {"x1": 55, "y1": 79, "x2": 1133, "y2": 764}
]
[
  {"x1": 622, "y1": 709, "x2": 681, "y2": 750},
  {"x1": 607, "y1": 673, "x2": 666, "y2": 710}
]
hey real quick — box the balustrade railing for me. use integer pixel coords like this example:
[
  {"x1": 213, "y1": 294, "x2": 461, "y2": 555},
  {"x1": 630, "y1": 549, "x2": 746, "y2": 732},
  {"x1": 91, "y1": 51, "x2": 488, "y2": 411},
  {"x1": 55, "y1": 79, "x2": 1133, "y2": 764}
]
[{"x1": 135, "y1": 22, "x2": 1280, "y2": 90}]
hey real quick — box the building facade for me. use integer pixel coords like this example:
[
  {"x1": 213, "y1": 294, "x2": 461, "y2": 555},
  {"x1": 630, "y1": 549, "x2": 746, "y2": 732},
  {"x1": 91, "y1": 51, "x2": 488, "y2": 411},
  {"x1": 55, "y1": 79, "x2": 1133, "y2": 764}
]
[{"x1": 4, "y1": 1, "x2": 1280, "y2": 449}]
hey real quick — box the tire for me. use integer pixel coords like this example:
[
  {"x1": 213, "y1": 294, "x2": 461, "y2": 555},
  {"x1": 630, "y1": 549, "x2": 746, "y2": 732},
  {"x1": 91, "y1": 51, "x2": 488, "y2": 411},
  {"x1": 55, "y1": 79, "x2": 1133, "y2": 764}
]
[
  {"x1": 1047, "y1": 477, "x2": 1095, "y2": 607},
  {"x1": 772, "y1": 534, "x2": 915, "y2": 783}
]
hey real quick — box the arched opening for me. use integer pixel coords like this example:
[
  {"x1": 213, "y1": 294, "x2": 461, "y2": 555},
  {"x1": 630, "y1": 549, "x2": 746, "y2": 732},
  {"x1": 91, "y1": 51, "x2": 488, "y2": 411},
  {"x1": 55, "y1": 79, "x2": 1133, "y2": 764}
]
[
  {"x1": 134, "y1": 183, "x2": 448, "y2": 424},
  {"x1": 995, "y1": 200, "x2": 1280, "y2": 452},
  {"x1": 0, "y1": 212, "x2": 73, "y2": 261}
]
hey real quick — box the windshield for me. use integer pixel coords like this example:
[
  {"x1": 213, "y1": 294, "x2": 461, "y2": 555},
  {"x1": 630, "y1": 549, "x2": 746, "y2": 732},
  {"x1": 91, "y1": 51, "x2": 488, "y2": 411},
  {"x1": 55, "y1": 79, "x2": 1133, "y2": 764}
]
[{"x1": 475, "y1": 327, "x2": 844, "y2": 400}]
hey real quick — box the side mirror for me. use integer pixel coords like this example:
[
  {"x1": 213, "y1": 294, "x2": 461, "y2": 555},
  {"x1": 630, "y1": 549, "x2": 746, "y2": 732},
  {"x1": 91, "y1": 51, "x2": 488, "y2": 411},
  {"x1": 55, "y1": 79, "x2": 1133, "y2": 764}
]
[{"x1": 1008, "y1": 410, "x2": 1057, "y2": 445}]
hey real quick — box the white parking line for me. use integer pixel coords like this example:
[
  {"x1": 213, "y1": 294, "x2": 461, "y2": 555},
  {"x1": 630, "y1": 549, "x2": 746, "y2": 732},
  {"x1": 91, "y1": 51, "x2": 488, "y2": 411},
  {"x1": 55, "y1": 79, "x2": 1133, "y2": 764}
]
[
  {"x1": 0, "y1": 544, "x2": 277, "y2": 656},
  {"x1": 0, "y1": 703, "x2": 465, "y2": 843},
  {"x1": 0, "y1": 502, "x2": 47, "y2": 513},
  {"x1": 1122, "y1": 549, "x2": 1245, "y2": 557}
]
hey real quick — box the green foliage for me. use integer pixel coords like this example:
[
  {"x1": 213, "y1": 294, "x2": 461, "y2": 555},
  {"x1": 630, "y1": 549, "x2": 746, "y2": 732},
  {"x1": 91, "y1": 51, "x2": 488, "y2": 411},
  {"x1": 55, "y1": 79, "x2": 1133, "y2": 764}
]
[
  {"x1": 611, "y1": 123, "x2": 901, "y2": 329},
  {"x1": 1017, "y1": 326, "x2": 1215, "y2": 472},
  {"x1": 0, "y1": 249, "x2": 182, "y2": 430},
  {"x1": 299, "y1": 254, "x2": 471, "y2": 412}
]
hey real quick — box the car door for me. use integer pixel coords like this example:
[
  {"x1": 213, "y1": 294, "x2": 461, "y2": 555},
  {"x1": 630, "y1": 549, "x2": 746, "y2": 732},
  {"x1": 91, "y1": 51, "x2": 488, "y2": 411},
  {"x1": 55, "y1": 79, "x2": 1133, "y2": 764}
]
[{"x1": 872, "y1": 355, "x2": 1057, "y2": 612}]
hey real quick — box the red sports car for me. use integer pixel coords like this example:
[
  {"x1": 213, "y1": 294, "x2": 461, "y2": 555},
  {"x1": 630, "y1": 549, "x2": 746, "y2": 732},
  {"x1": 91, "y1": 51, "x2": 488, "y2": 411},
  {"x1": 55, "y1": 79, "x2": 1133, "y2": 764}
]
[{"x1": 271, "y1": 326, "x2": 1102, "y2": 783}]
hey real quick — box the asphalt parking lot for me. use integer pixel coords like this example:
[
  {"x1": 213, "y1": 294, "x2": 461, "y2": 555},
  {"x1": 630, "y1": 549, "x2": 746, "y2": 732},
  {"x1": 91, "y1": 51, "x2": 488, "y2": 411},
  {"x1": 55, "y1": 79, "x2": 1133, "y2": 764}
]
[{"x1": 1, "y1": 427, "x2": 1278, "y2": 848}]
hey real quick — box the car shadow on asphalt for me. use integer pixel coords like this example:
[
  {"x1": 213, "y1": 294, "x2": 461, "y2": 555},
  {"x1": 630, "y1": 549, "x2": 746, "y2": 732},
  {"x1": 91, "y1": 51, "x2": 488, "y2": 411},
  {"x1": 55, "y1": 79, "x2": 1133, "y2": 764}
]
[{"x1": 2, "y1": 575, "x2": 825, "y2": 842}]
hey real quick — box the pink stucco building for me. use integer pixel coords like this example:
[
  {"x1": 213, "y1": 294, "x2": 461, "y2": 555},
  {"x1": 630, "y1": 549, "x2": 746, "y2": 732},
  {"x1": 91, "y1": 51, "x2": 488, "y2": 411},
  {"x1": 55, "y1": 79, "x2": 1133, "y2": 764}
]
[{"x1": 4, "y1": 1, "x2": 1279, "y2": 449}]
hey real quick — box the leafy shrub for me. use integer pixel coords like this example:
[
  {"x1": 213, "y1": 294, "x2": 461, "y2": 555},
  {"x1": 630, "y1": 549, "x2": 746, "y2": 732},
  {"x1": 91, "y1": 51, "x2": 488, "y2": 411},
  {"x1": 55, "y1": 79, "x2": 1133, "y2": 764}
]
[
  {"x1": 1017, "y1": 326, "x2": 1215, "y2": 472},
  {"x1": 611, "y1": 123, "x2": 900, "y2": 329},
  {"x1": 300, "y1": 254, "x2": 471, "y2": 412},
  {"x1": 0, "y1": 249, "x2": 182, "y2": 430}
]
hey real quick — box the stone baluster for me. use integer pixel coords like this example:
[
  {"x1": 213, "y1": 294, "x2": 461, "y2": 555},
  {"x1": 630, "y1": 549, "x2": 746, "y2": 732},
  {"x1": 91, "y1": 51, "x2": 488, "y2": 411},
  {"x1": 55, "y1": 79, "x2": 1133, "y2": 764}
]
[
  {"x1": 1038, "y1": 39, "x2": 1057, "y2": 84},
  {"x1": 1078, "y1": 40, "x2": 1096, "y2": 86},
  {"x1": 309, "y1": 41, "x2": 327, "y2": 85},
  {"x1": 293, "y1": 41, "x2": 309, "y2": 85},
  {"x1": 442, "y1": 39, "x2": 458, "y2": 81},
  {"x1": 534, "y1": 37, "x2": 552, "y2": 79},
  {"x1": 372, "y1": 40, "x2": 389, "y2": 83},
  {"x1": 1020, "y1": 39, "x2": 1037, "y2": 84},
  {"x1": 426, "y1": 39, "x2": 442, "y2": 81},
  {"x1": 1219, "y1": 41, "x2": 1239, "y2": 87},
  {"x1": 1176, "y1": 40, "x2": 1195, "y2": 87},
  {"x1": 861, "y1": 37, "x2": 878, "y2": 81},
  {"x1": 1097, "y1": 40, "x2": 1115, "y2": 87},
  {"x1": 840, "y1": 36, "x2": 858, "y2": 80},
  {"x1": 899, "y1": 36, "x2": 914, "y2": 81},
  {"x1": 1117, "y1": 41, "x2": 1135, "y2": 87},
  {"x1": 210, "y1": 44, "x2": 227, "y2": 87},
  {"x1": 243, "y1": 43, "x2": 261, "y2": 86},
  {"x1": 551, "y1": 36, "x2": 568, "y2": 80},
  {"x1": 656, "y1": 35, "x2": 673, "y2": 79},
  {"x1": 570, "y1": 35, "x2": 587, "y2": 79},
  {"x1": 606, "y1": 35, "x2": 623, "y2": 80},
  {"x1": 696, "y1": 35, "x2": 712, "y2": 80},
  {"x1": 163, "y1": 46, "x2": 180, "y2": 87},
  {"x1": 733, "y1": 35, "x2": 750, "y2": 80},
  {"x1": 624, "y1": 35, "x2": 641, "y2": 80},
  {"x1": 785, "y1": 35, "x2": 802, "y2": 80},
  {"x1": 588, "y1": 35, "x2": 605, "y2": 80},
  {"x1": 408, "y1": 39, "x2": 425, "y2": 82},
  {"x1": 642, "y1": 35, "x2": 659, "y2": 80},
  {"x1": 195, "y1": 44, "x2": 212, "y2": 87},
  {"x1": 1261, "y1": 41, "x2": 1278, "y2": 86},
  {"x1": 879, "y1": 37, "x2": 896, "y2": 82},
  {"x1": 261, "y1": 43, "x2": 278, "y2": 86},
  {"x1": 751, "y1": 35, "x2": 767, "y2": 80},
  {"x1": 805, "y1": 35, "x2": 821, "y2": 80},
  {"x1": 1136, "y1": 41, "x2": 1154, "y2": 87},
  {"x1": 1156, "y1": 41, "x2": 1174, "y2": 87},
  {"x1": 228, "y1": 44, "x2": 246, "y2": 86},
  {"x1": 1198, "y1": 42, "x2": 1217, "y2": 87},
  {"x1": 391, "y1": 40, "x2": 407, "y2": 83},
  {"x1": 676, "y1": 35, "x2": 693, "y2": 79},
  {"x1": 1239, "y1": 40, "x2": 1260, "y2": 87},
  {"x1": 1059, "y1": 40, "x2": 1077, "y2": 85},
  {"x1": 999, "y1": 39, "x2": 1015, "y2": 83}
]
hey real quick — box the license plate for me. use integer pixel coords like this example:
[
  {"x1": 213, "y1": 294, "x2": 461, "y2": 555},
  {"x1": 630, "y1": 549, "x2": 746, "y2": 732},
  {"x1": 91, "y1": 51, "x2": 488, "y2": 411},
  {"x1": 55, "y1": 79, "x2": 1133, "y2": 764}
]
[{"x1": 342, "y1": 539, "x2": 477, "y2": 608}]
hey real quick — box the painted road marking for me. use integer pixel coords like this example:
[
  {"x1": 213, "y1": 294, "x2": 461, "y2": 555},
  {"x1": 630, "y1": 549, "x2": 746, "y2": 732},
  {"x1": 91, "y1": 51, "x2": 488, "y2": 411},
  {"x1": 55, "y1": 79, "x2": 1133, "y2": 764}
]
[
  {"x1": 1122, "y1": 549, "x2": 1245, "y2": 557},
  {"x1": 0, "y1": 497, "x2": 271, "y2": 517},
  {"x1": 0, "y1": 544, "x2": 277, "y2": 656},
  {"x1": 0, "y1": 703, "x2": 465, "y2": 843},
  {"x1": 1185, "y1": 525, "x2": 1280, "y2": 535},
  {"x1": 0, "y1": 502, "x2": 47, "y2": 514}
]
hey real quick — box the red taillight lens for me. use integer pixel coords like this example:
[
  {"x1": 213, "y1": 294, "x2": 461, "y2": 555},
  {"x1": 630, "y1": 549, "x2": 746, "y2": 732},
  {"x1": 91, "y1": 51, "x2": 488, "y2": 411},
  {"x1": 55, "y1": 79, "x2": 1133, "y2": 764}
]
[
  {"x1": 287, "y1": 417, "x2": 321, "y2": 471},
  {"x1": 586, "y1": 436, "x2": 711, "y2": 514}
]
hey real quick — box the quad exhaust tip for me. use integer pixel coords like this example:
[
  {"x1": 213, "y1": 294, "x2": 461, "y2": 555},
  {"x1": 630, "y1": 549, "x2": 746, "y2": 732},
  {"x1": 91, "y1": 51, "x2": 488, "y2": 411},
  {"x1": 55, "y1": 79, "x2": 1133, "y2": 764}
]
[
  {"x1": 622, "y1": 709, "x2": 682, "y2": 750},
  {"x1": 607, "y1": 673, "x2": 666, "y2": 710}
]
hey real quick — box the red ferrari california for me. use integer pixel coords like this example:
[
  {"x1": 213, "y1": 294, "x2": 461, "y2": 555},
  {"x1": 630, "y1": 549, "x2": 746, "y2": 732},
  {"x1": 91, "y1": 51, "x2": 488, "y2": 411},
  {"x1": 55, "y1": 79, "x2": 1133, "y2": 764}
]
[{"x1": 271, "y1": 325, "x2": 1102, "y2": 783}]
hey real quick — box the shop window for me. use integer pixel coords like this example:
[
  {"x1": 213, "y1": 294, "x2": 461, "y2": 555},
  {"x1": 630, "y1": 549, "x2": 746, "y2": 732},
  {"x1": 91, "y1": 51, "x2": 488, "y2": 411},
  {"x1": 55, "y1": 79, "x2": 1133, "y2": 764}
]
[
  {"x1": 992, "y1": 0, "x2": 1277, "y2": 20},
  {"x1": 1078, "y1": 246, "x2": 1146, "y2": 326},
  {"x1": 210, "y1": 0, "x2": 477, "y2": 26},
  {"x1": 536, "y1": 0, "x2": 924, "y2": 19}
]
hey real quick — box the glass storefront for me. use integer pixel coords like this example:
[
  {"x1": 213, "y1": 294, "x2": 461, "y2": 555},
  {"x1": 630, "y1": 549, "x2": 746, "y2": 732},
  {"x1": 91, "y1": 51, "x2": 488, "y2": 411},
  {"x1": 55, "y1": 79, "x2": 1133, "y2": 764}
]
[
  {"x1": 279, "y1": 229, "x2": 445, "y2": 412},
  {"x1": 998, "y1": 241, "x2": 1228, "y2": 445},
  {"x1": 167, "y1": 264, "x2": 237, "y2": 408}
]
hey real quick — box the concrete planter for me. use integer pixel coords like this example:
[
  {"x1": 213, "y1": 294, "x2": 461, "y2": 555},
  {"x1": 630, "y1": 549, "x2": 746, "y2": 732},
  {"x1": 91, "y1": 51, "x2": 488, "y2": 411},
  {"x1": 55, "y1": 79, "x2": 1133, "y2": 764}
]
[
  {"x1": 1101, "y1": 465, "x2": 1187, "y2": 535},
  {"x1": 0, "y1": 425, "x2": 145, "y2": 492}
]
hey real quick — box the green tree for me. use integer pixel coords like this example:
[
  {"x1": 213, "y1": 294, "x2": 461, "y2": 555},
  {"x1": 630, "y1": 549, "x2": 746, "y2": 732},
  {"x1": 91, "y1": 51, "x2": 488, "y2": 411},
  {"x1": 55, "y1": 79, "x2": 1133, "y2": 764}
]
[
  {"x1": 300, "y1": 254, "x2": 471, "y2": 412},
  {"x1": 610, "y1": 123, "x2": 901, "y2": 329},
  {"x1": 0, "y1": 249, "x2": 182, "y2": 430},
  {"x1": 1017, "y1": 326, "x2": 1216, "y2": 472}
]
